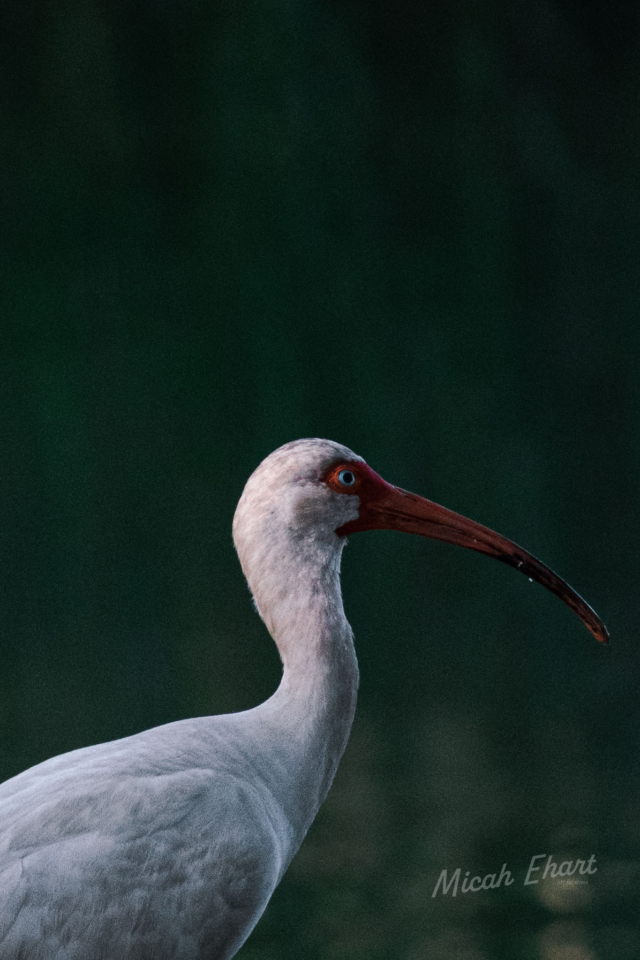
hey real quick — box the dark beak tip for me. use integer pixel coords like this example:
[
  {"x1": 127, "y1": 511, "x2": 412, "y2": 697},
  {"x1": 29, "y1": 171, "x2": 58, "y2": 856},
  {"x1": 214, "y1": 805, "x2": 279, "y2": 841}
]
[{"x1": 589, "y1": 618, "x2": 610, "y2": 645}]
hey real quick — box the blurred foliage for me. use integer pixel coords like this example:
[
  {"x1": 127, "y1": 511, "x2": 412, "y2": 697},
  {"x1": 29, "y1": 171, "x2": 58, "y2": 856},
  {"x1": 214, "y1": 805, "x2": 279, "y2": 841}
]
[{"x1": 1, "y1": 0, "x2": 640, "y2": 957}]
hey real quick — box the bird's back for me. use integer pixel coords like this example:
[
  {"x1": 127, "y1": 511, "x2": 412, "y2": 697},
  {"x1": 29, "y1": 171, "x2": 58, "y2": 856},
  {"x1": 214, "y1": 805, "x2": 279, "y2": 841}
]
[{"x1": 0, "y1": 717, "x2": 292, "y2": 960}]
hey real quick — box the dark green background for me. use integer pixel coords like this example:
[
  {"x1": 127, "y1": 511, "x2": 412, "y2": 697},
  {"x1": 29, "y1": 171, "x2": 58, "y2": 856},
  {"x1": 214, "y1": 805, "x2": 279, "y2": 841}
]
[{"x1": 2, "y1": 1, "x2": 639, "y2": 957}]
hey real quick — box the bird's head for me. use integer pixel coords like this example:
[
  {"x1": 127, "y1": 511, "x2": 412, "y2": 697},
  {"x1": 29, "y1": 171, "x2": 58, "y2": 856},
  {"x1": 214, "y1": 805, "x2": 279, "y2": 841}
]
[
  {"x1": 232, "y1": 439, "x2": 365, "y2": 561},
  {"x1": 233, "y1": 438, "x2": 608, "y2": 645}
]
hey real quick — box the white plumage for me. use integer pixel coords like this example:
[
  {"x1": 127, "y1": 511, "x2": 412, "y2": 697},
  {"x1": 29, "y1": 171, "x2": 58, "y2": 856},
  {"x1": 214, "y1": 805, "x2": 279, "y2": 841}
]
[
  {"x1": 0, "y1": 440, "x2": 362, "y2": 959},
  {"x1": 0, "y1": 438, "x2": 607, "y2": 959}
]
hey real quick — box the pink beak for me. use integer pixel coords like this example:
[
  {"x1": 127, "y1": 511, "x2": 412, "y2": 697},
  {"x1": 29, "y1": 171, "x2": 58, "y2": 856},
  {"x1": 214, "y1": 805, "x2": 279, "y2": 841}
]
[{"x1": 337, "y1": 479, "x2": 609, "y2": 645}]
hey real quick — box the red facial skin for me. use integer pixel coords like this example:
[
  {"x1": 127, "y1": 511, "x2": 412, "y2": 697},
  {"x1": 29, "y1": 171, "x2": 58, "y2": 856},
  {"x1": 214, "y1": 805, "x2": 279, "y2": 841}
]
[{"x1": 322, "y1": 460, "x2": 609, "y2": 645}]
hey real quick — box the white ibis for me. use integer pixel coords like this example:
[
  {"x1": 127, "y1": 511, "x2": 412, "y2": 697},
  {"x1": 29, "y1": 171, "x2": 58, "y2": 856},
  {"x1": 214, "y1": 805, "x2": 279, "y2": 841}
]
[{"x1": 0, "y1": 439, "x2": 607, "y2": 958}]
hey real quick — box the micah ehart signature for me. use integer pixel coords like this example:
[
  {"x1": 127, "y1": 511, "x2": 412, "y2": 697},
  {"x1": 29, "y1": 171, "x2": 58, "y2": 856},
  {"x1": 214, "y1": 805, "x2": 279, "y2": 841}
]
[{"x1": 432, "y1": 854, "x2": 597, "y2": 898}]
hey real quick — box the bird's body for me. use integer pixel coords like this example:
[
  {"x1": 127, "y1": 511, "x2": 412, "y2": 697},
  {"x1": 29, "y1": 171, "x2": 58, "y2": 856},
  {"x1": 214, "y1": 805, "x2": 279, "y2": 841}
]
[
  {"x1": 0, "y1": 718, "x2": 290, "y2": 958},
  {"x1": 0, "y1": 439, "x2": 607, "y2": 958},
  {"x1": 0, "y1": 440, "x2": 361, "y2": 959}
]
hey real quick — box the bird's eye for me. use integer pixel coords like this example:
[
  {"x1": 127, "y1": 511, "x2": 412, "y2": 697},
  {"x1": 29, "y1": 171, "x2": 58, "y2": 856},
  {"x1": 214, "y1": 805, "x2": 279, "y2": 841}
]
[{"x1": 337, "y1": 469, "x2": 356, "y2": 487}]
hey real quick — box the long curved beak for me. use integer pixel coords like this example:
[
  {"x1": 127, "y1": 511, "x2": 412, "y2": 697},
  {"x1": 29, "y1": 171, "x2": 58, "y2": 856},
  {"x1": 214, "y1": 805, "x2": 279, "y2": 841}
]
[{"x1": 337, "y1": 483, "x2": 609, "y2": 644}]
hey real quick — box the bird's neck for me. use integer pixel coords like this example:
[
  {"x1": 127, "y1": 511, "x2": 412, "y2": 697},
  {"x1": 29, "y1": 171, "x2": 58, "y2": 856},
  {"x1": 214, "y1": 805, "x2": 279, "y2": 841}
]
[{"x1": 248, "y1": 545, "x2": 359, "y2": 844}]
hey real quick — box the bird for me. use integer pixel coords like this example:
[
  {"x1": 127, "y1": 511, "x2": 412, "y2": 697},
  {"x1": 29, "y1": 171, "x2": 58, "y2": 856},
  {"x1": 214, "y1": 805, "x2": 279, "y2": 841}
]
[{"x1": 0, "y1": 438, "x2": 608, "y2": 959}]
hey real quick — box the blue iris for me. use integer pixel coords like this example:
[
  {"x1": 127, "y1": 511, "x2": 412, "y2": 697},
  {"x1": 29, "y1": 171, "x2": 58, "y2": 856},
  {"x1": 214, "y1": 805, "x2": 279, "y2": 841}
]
[{"x1": 338, "y1": 470, "x2": 356, "y2": 487}]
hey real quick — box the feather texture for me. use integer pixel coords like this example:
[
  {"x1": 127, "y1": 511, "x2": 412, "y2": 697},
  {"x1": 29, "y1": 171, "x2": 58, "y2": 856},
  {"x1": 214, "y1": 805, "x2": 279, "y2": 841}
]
[{"x1": 0, "y1": 440, "x2": 362, "y2": 959}]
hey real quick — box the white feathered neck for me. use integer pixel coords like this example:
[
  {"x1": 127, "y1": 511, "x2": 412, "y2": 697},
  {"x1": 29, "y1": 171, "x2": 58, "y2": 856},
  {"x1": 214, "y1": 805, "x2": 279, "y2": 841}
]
[{"x1": 232, "y1": 439, "x2": 363, "y2": 837}]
